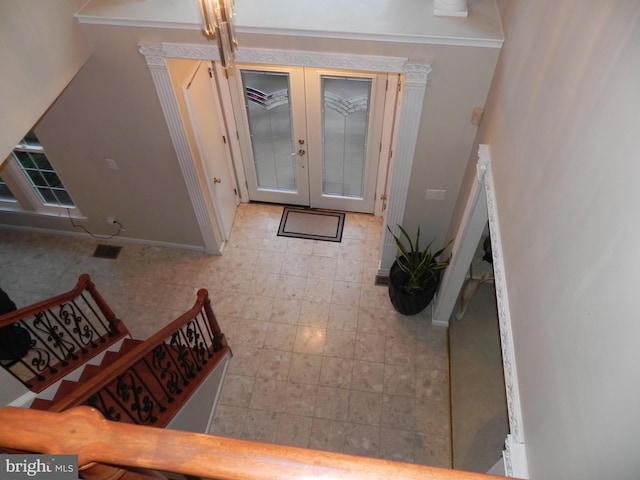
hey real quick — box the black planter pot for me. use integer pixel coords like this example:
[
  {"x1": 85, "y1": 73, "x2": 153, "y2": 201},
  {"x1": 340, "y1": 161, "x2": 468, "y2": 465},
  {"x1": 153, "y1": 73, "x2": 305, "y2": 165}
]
[{"x1": 388, "y1": 261, "x2": 441, "y2": 315}]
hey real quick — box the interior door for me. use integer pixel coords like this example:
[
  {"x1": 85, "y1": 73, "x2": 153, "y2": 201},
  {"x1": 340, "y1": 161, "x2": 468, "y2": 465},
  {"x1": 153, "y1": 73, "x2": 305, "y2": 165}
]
[
  {"x1": 184, "y1": 61, "x2": 239, "y2": 240},
  {"x1": 234, "y1": 65, "x2": 389, "y2": 213},
  {"x1": 235, "y1": 66, "x2": 309, "y2": 206}
]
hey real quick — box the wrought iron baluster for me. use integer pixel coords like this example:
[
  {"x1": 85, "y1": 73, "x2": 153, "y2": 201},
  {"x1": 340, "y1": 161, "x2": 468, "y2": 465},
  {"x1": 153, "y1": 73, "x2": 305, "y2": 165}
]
[
  {"x1": 171, "y1": 328, "x2": 199, "y2": 379},
  {"x1": 144, "y1": 350, "x2": 178, "y2": 402},
  {"x1": 57, "y1": 301, "x2": 98, "y2": 353},
  {"x1": 66, "y1": 297, "x2": 108, "y2": 346},
  {"x1": 98, "y1": 383, "x2": 139, "y2": 424},
  {"x1": 27, "y1": 312, "x2": 73, "y2": 366},
  {"x1": 113, "y1": 370, "x2": 161, "y2": 425},
  {"x1": 197, "y1": 309, "x2": 216, "y2": 353},
  {"x1": 160, "y1": 341, "x2": 191, "y2": 388},
  {"x1": 193, "y1": 312, "x2": 214, "y2": 362},
  {"x1": 86, "y1": 391, "x2": 122, "y2": 422},
  {"x1": 184, "y1": 318, "x2": 207, "y2": 367},
  {"x1": 77, "y1": 292, "x2": 112, "y2": 333}
]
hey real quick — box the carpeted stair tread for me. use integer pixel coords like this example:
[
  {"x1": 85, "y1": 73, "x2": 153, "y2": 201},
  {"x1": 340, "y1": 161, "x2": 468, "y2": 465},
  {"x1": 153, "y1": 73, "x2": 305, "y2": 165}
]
[
  {"x1": 78, "y1": 364, "x2": 106, "y2": 383},
  {"x1": 29, "y1": 378, "x2": 82, "y2": 410},
  {"x1": 29, "y1": 397, "x2": 55, "y2": 410}
]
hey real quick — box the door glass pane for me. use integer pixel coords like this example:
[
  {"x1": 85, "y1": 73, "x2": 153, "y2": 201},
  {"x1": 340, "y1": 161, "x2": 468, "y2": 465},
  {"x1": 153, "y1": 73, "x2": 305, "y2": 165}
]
[
  {"x1": 321, "y1": 76, "x2": 371, "y2": 198},
  {"x1": 241, "y1": 70, "x2": 297, "y2": 192}
]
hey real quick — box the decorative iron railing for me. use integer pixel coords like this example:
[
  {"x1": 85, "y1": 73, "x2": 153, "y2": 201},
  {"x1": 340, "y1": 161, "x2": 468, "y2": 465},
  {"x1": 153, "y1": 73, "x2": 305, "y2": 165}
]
[
  {"x1": 0, "y1": 274, "x2": 129, "y2": 392},
  {"x1": 45, "y1": 288, "x2": 230, "y2": 428}
]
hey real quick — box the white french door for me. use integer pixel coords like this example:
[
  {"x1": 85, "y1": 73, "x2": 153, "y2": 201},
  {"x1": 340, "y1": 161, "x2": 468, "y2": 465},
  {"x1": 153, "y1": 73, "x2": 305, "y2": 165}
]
[{"x1": 233, "y1": 65, "x2": 391, "y2": 213}]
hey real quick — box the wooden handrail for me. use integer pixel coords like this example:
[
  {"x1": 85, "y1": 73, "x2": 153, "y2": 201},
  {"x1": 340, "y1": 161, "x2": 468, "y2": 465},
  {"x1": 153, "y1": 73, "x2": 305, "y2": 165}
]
[
  {"x1": 0, "y1": 406, "x2": 510, "y2": 480},
  {"x1": 46, "y1": 288, "x2": 228, "y2": 415}
]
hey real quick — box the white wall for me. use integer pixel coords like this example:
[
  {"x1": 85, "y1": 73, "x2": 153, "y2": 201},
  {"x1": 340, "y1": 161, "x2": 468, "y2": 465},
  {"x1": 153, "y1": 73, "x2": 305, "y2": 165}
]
[{"x1": 455, "y1": 1, "x2": 640, "y2": 478}]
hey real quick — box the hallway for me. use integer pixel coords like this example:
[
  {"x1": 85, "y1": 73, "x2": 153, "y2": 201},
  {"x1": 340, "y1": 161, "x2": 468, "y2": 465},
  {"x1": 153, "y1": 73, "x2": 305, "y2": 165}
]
[{"x1": 0, "y1": 202, "x2": 452, "y2": 467}]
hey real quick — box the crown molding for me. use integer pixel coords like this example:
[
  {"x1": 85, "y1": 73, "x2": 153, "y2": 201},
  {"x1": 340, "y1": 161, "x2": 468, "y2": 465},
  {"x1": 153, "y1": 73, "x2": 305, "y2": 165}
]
[{"x1": 139, "y1": 42, "x2": 425, "y2": 77}]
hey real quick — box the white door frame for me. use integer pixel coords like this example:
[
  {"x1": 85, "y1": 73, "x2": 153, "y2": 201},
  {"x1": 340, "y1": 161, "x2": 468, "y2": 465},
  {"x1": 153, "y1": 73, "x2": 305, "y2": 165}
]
[{"x1": 138, "y1": 43, "x2": 431, "y2": 274}]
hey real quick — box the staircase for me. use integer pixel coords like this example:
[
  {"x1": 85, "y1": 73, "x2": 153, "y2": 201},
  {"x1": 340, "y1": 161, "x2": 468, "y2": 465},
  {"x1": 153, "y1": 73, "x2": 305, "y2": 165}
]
[{"x1": 0, "y1": 274, "x2": 231, "y2": 432}]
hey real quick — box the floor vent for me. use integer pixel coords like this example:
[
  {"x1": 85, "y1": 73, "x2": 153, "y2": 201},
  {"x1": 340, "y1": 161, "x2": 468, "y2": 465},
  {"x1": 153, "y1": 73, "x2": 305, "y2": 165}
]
[{"x1": 92, "y1": 245, "x2": 122, "y2": 259}]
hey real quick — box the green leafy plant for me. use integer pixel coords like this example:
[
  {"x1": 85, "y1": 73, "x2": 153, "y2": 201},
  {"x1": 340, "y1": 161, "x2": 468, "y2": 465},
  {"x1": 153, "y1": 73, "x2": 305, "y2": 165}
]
[{"x1": 388, "y1": 225, "x2": 452, "y2": 295}]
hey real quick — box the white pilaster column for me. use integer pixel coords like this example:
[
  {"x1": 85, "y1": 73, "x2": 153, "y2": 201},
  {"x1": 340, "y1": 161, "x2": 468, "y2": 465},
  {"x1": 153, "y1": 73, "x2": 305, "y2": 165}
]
[
  {"x1": 379, "y1": 63, "x2": 431, "y2": 274},
  {"x1": 434, "y1": 0, "x2": 468, "y2": 17},
  {"x1": 138, "y1": 43, "x2": 221, "y2": 253}
]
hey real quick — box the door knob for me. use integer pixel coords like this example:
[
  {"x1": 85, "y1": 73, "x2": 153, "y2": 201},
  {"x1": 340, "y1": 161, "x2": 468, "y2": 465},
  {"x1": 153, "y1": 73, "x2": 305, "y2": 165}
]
[
  {"x1": 298, "y1": 139, "x2": 305, "y2": 145},
  {"x1": 298, "y1": 149, "x2": 306, "y2": 156},
  {"x1": 213, "y1": 177, "x2": 222, "y2": 184}
]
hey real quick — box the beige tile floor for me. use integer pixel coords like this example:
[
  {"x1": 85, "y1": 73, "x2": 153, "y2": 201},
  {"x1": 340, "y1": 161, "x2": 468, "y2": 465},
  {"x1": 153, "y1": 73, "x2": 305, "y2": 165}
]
[{"x1": 0, "y1": 203, "x2": 451, "y2": 468}]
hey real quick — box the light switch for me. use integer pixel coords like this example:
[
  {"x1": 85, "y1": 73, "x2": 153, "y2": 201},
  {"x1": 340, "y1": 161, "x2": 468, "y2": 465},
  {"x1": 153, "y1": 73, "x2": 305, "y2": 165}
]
[
  {"x1": 425, "y1": 189, "x2": 446, "y2": 200},
  {"x1": 471, "y1": 107, "x2": 484, "y2": 126}
]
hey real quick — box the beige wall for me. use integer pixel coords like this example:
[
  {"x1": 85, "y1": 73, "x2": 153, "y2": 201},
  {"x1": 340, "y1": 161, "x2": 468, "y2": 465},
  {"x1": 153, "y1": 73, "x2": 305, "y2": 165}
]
[
  {"x1": 0, "y1": 0, "x2": 91, "y2": 157},
  {"x1": 0, "y1": 25, "x2": 206, "y2": 246},
  {"x1": 0, "y1": 14, "x2": 500, "y2": 249},
  {"x1": 450, "y1": 1, "x2": 640, "y2": 477}
]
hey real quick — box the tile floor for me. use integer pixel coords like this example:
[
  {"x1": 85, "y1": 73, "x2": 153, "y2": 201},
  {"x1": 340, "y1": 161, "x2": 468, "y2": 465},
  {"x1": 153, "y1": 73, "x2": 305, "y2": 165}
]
[{"x1": 0, "y1": 203, "x2": 451, "y2": 468}]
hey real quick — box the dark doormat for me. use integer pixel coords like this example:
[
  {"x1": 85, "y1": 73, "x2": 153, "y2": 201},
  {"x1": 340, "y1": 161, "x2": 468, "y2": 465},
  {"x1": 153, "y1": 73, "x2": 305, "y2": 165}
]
[
  {"x1": 277, "y1": 207, "x2": 345, "y2": 242},
  {"x1": 92, "y1": 244, "x2": 122, "y2": 259}
]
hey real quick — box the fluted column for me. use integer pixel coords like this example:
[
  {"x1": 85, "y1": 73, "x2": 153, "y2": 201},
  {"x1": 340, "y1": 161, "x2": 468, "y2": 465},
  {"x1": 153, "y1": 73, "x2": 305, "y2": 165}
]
[{"x1": 379, "y1": 63, "x2": 431, "y2": 274}]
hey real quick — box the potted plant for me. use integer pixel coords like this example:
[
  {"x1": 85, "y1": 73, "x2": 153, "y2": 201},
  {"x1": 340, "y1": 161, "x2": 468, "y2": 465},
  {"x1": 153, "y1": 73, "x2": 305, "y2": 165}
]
[{"x1": 387, "y1": 225, "x2": 452, "y2": 315}]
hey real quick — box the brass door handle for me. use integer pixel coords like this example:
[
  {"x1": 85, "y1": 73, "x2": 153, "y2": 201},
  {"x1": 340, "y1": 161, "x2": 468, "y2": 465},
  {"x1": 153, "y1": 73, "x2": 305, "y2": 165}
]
[
  {"x1": 213, "y1": 177, "x2": 222, "y2": 184},
  {"x1": 298, "y1": 149, "x2": 306, "y2": 156}
]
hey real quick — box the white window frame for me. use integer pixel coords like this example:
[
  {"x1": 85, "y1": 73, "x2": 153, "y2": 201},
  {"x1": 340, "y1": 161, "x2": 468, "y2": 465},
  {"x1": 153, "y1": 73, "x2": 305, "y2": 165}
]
[{"x1": 0, "y1": 136, "x2": 81, "y2": 218}]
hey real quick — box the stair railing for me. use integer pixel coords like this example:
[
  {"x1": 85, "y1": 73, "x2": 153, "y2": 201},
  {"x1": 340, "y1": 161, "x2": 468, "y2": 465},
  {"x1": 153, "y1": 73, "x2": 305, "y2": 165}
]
[
  {"x1": 41, "y1": 288, "x2": 230, "y2": 428},
  {"x1": 0, "y1": 274, "x2": 129, "y2": 392},
  {"x1": 0, "y1": 406, "x2": 511, "y2": 480}
]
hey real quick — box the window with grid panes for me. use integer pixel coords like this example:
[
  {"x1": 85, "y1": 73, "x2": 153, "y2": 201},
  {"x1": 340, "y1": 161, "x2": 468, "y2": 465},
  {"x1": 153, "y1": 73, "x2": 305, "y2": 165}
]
[{"x1": 11, "y1": 131, "x2": 74, "y2": 207}]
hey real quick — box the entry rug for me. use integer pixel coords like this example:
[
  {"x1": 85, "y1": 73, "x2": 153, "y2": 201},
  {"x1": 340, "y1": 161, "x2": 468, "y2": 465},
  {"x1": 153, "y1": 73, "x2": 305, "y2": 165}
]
[{"x1": 277, "y1": 207, "x2": 345, "y2": 242}]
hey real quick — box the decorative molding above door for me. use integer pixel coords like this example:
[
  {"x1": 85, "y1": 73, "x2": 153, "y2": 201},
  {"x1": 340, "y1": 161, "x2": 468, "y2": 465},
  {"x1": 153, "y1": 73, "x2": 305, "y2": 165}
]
[{"x1": 139, "y1": 43, "x2": 430, "y2": 79}]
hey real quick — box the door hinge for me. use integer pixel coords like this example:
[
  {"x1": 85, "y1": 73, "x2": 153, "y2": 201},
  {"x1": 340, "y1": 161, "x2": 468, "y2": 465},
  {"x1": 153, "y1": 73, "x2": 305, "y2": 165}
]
[
  {"x1": 222, "y1": 135, "x2": 227, "y2": 144},
  {"x1": 234, "y1": 188, "x2": 238, "y2": 195},
  {"x1": 208, "y1": 67, "x2": 213, "y2": 78}
]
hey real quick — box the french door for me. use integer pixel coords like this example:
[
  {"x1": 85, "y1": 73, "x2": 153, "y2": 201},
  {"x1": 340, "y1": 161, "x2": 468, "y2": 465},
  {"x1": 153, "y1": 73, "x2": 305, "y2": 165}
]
[{"x1": 233, "y1": 65, "x2": 390, "y2": 213}]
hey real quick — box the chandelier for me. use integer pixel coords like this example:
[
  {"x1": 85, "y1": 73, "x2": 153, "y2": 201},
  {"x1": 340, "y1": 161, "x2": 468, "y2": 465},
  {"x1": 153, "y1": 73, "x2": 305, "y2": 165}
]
[{"x1": 198, "y1": 0, "x2": 238, "y2": 69}]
